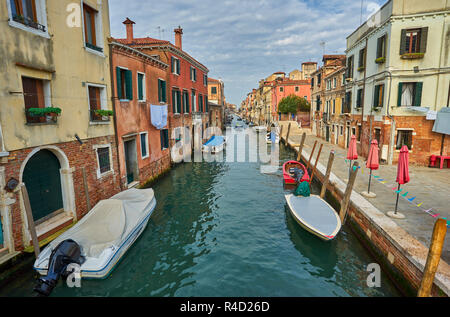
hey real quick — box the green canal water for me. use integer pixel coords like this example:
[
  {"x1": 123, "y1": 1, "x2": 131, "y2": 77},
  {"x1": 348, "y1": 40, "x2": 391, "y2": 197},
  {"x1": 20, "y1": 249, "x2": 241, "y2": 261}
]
[{"x1": 0, "y1": 125, "x2": 400, "y2": 297}]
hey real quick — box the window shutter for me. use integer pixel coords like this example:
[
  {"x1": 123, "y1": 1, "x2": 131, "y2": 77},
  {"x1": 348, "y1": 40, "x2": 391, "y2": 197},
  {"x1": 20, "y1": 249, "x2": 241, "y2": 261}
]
[
  {"x1": 162, "y1": 81, "x2": 166, "y2": 102},
  {"x1": 399, "y1": 29, "x2": 407, "y2": 55},
  {"x1": 116, "y1": 67, "x2": 122, "y2": 100},
  {"x1": 414, "y1": 82, "x2": 423, "y2": 107},
  {"x1": 177, "y1": 91, "x2": 182, "y2": 113},
  {"x1": 377, "y1": 37, "x2": 382, "y2": 58},
  {"x1": 171, "y1": 57, "x2": 174, "y2": 73},
  {"x1": 160, "y1": 130, "x2": 164, "y2": 150},
  {"x1": 158, "y1": 79, "x2": 162, "y2": 102},
  {"x1": 164, "y1": 129, "x2": 169, "y2": 148},
  {"x1": 381, "y1": 85, "x2": 385, "y2": 107},
  {"x1": 397, "y1": 83, "x2": 403, "y2": 107},
  {"x1": 138, "y1": 74, "x2": 143, "y2": 100},
  {"x1": 374, "y1": 85, "x2": 379, "y2": 107},
  {"x1": 172, "y1": 90, "x2": 176, "y2": 113},
  {"x1": 176, "y1": 60, "x2": 180, "y2": 75},
  {"x1": 420, "y1": 27, "x2": 428, "y2": 53},
  {"x1": 125, "y1": 70, "x2": 133, "y2": 100},
  {"x1": 205, "y1": 97, "x2": 208, "y2": 112}
]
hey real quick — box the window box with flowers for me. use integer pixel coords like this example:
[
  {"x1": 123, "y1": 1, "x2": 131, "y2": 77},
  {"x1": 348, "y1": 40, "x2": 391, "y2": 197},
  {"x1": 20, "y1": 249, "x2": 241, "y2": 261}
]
[
  {"x1": 357, "y1": 66, "x2": 365, "y2": 72},
  {"x1": 375, "y1": 57, "x2": 386, "y2": 64},
  {"x1": 400, "y1": 52, "x2": 424, "y2": 60},
  {"x1": 26, "y1": 107, "x2": 61, "y2": 124},
  {"x1": 91, "y1": 109, "x2": 114, "y2": 122}
]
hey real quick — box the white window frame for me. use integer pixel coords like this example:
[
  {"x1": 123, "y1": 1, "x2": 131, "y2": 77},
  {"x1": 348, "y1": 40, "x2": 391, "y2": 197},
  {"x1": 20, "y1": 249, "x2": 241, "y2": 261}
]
[
  {"x1": 117, "y1": 66, "x2": 131, "y2": 102},
  {"x1": 139, "y1": 132, "x2": 149, "y2": 159},
  {"x1": 80, "y1": 0, "x2": 105, "y2": 57},
  {"x1": 93, "y1": 143, "x2": 114, "y2": 179},
  {"x1": 190, "y1": 67, "x2": 196, "y2": 82},
  {"x1": 137, "y1": 72, "x2": 146, "y2": 102},
  {"x1": 86, "y1": 83, "x2": 108, "y2": 124},
  {"x1": 173, "y1": 88, "x2": 181, "y2": 115},
  {"x1": 172, "y1": 57, "x2": 180, "y2": 75},
  {"x1": 395, "y1": 128, "x2": 414, "y2": 151},
  {"x1": 192, "y1": 90, "x2": 197, "y2": 112},
  {"x1": 6, "y1": 0, "x2": 50, "y2": 38}
]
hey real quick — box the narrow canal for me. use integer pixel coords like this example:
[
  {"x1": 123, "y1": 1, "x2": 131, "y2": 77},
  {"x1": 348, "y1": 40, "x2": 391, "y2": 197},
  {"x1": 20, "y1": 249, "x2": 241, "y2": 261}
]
[{"x1": 0, "y1": 121, "x2": 400, "y2": 297}]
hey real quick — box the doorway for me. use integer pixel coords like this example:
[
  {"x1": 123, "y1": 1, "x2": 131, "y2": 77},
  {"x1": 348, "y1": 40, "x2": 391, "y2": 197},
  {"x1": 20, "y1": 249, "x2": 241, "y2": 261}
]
[
  {"x1": 22, "y1": 150, "x2": 64, "y2": 222},
  {"x1": 124, "y1": 139, "x2": 138, "y2": 185}
]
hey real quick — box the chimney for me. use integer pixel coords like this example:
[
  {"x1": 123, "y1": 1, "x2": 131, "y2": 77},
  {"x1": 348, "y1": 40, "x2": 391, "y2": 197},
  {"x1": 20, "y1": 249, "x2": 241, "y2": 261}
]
[
  {"x1": 123, "y1": 18, "x2": 135, "y2": 43},
  {"x1": 174, "y1": 26, "x2": 183, "y2": 49}
]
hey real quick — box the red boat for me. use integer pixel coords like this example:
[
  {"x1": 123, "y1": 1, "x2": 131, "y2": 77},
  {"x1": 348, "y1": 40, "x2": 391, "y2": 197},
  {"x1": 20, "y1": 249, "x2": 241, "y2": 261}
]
[{"x1": 283, "y1": 161, "x2": 310, "y2": 185}]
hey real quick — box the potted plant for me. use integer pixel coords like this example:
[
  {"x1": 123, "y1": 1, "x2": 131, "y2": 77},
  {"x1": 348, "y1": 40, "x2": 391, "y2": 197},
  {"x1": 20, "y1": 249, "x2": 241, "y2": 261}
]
[
  {"x1": 93, "y1": 109, "x2": 114, "y2": 121},
  {"x1": 401, "y1": 52, "x2": 424, "y2": 60},
  {"x1": 27, "y1": 107, "x2": 61, "y2": 117},
  {"x1": 375, "y1": 57, "x2": 386, "y2": 64}
]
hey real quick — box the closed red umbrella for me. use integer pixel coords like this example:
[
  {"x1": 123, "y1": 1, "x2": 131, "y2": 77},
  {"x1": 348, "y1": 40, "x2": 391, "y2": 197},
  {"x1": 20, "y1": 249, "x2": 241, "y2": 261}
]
[
  {"x1": 347, "y1": 135, "x2": 358, "y2": 179},
  {"x1": 394, "y1": 145, "x2": 410, "y2": 214},
  {"x1": 366, "y1": 140, "x2": 379, "y2": 194}
]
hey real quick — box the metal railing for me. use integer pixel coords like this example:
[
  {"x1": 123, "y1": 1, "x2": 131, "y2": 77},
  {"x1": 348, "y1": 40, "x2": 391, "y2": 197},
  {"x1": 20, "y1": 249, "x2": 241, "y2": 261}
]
[{"x1": 13, "y1": 15, "x2": 46, "y2": 32}]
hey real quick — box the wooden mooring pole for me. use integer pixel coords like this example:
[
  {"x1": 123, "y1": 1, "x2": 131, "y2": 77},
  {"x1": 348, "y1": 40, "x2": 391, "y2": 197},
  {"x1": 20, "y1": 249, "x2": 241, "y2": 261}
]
[
  {"x1": 280, "y1": 125, "x2": 284, "y2": 143},
  {"x1": 310, "y1": 143, "x2": 323, "y2": 184},
  {"x1": 21, "y1": 184, "x2": 40, "y2": 258},
  {"x1": 320, "y1": 150, "x2": 335, "y2": 199},
  {"x1": 82, "y1": 167, "x2": 91, "y2": 212},
  {"x1": 286, "y1": 123, "x2": 292, "y2": 145},
  {"x1": 417, "y1": 218, "x2": 447, "y2": 297},
  {"x1": 306, "y1": 141, "x2": 318, "y2": 172},
  {"x1": 296, "y1": 133, "x2": 306, "y2": 162},
  {"x1": 339, "y1": 161, "x2": 359, "y2": 224}
]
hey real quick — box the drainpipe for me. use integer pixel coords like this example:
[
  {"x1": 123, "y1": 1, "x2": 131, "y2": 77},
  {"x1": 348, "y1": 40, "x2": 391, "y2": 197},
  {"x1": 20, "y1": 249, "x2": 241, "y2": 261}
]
[
  {"x1": 385, "y1": 70, "x2": 394, "y2": 165},
  {"x1": 109, "y1": 43, "x2": 124, "y2": 191},
  {"x1": 361, "y1": 38, "x2": 368, "y2": 154}
]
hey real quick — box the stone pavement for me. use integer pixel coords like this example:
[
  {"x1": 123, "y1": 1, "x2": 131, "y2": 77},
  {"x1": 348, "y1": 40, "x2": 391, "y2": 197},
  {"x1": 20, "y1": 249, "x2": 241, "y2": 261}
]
[{"x1": 279, "y1": 121, "x2": 450, "y2": 263}]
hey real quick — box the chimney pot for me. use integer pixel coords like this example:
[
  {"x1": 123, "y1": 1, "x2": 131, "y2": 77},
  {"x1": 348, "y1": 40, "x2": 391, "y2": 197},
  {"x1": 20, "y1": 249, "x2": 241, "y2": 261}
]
[
  {"x1": 174, "y1": 26, "x2": 183, "y2": 50},
  {"x1": 123, "y1": 17, "x2": 135, "y2": 43}
]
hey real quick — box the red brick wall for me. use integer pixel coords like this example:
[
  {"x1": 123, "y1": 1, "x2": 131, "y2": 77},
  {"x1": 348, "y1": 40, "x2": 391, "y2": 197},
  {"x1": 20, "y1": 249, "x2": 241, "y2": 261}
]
[{"x1": 3, "y1": 135, "x2": 121, "y2": 251}]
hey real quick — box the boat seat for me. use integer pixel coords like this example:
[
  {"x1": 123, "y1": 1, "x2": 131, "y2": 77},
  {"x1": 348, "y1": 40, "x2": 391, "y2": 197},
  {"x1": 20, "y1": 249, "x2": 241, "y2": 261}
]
[{"x1": 71, "y1": 200, "x2": 126, "y2": 258}]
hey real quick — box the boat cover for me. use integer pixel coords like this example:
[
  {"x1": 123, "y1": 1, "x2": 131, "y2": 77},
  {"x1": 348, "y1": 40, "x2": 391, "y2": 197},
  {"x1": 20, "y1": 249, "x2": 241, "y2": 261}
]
[
  {"x1": 287, "y1": 195, "x2": 339, "y2": 236},
  {"x1": 433, "y1": 108, "x2": 450, "y2": 135},
  {"x1": 204, "y1": 136, "x2": 225, "y2": 147},
  {"x1": 47, "y1": 188, "x2": 155, "y2": 258}
]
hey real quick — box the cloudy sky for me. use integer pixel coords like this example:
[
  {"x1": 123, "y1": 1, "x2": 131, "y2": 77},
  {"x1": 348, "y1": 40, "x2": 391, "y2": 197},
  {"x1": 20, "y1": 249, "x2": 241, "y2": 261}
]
[{"x1": 109, "y1": 0, "x2": 386, "y2": 107}]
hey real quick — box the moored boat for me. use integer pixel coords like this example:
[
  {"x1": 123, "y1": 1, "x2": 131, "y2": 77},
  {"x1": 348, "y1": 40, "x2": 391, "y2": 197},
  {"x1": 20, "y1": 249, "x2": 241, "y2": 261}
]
[
  {"x1": 254, "y1": 126, "x2": 266, "y2": 133},
  {"x1": 202, "y1": 135, "x2": 226, "y2": 153},
  {"x1": 283, "y1": 161, "x2": 310, "y2": 184},
  {"x1": 34, "y1": 188, "x2": 156, "y2": 295},
  {"x1": 285, "y1": 194, "x2": 341, "y2": 241}
]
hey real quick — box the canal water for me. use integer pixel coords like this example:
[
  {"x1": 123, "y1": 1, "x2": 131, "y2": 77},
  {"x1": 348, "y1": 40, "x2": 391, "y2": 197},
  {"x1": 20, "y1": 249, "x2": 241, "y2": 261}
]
[{"x1": 0, "y1": 122, "x2": 400, "y2": 297}]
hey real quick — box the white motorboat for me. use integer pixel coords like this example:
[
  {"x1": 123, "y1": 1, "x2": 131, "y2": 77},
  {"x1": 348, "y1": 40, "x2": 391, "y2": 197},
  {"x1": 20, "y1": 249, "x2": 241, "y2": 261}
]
[
  {"x1": 254, "y1": 126, "x2": 267, "y2": 133},
  {"x1": 266, "y1": 123, "x2": 280, "y2": 144},
  {"x1": 202, "y1": 135, "x2": 226, "y2": 153},
  {"x1": 34, "y1": 188, "x2": 156, "y2": 295}
]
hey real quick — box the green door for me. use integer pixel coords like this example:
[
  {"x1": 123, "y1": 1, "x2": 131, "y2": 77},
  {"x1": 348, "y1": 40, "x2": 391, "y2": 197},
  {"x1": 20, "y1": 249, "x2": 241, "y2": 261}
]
[{"x1": 23, "y1": 150, "x2": 64, "y2": 222}]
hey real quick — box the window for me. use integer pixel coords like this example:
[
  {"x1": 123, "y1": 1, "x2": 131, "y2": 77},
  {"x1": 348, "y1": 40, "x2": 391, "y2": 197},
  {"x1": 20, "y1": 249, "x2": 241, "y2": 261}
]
[
  {"x1": 192, "y1": 90, "x2": 197, "y2": 112},
  {"x1": 317, "y1": 73, "x2": 322, "y2": 85},
  {"x1": 211, "y1": 86, "x2": 217, "y2": 94},
  {"x1": 83, "y1": 4, "x2": 102, "y2": 52},
  {"x1": 397, "y1": 82, "x2": 423, "y2": 107},
  {"x1": 160, "y1": 129, "x2": 169, "y2": 150},
  {"x1": 295, "y1": 86, "x2": 299, "y2": 92},
  {"x1": 333, "y1": 78, "x2": 337, "y2": 88},
  {"x1": 356, "y1": 88, "x2": 363, "y2": 108},
  {"x1": 311, "y1": 78, "x2": 315, "y2": 88},
  {"x1": 172, "y1": 89, "x2": 182, "y2": 114},
  {"x1": 182, "y1": 90, "x2": 190, "y2": 113},
  {"x1": 396, "y1": 130, "x2": 412, "y2": 150},
  {"x1": 137, "y1": 73, "x2": 146, "y2": 101},
  {"x1": 352, "y1": 127, "x2": 356, "y2": 136},
  {"x1": 205, "y1": 96, "x2": 208, "y2": 113},
  {"x1": 171, "y1": 57, "x2": 180, "y2": 75},
  {"x1": 374, "y1": 128, "x2": 381, "y2": 145},
  {"x1": 346, "y1": 55, "x2": 354, "y2": 78},
  {"x1": 315, "y1": 96, "x2": 321, "y2": 111},
  {"x1": 280, "y1": 87, "x2": 284, "y2": 92},
  {"x1": 345, "y1": 91, "x2": 352, "y2": 111},
  {"x1": 357, "y1": 125, "x2": 362, "y2": 142},
  {"x1": 340, "y1": 126, "x2": 343, "y2": 136},
  {"x1": 358, "y1": 48, "x2": 366, "y2": 69},
  {"x1": 96, "y1": 146, "x2": 112, "y2": 176},
  {"x1": 373, "y1": 84, "x2": 384, "y2": 108},
  {"x1": 190, "y1": 67, "x2": 197, "y2": 82},
  {"x1": 158, "y1": 79, "x2": 167, "y2": 103},
  {"x1": 116, "y1": 67, "x2": 133, "y2": 100},
  {"x1": 400, "y1": 28, "x2": 428, "y2": 55},
  {"x1": 22, "y1": 76, "x2": 51, "y2": 124},
  {"x1": 8, "y1": 0, "x2": 48, "y2": 32},
  {"x1": 88, "y1": 85, "x2": 107, "y2": 122},
  {"x1": 140, "y1": 132, "x2": 149, "y2": 159},
  {"x1": 203, "y1": 74, "x2": 207, "y2": 86},
  {"x1": 376, "y1": 34, "x2": 387, "y2": 59},
  {"x1": 332, "y1": 99, "x2": 336, "y2": 114},
  {"x1": 199, "y1": 94, "x2": 203, "y2": 112}
]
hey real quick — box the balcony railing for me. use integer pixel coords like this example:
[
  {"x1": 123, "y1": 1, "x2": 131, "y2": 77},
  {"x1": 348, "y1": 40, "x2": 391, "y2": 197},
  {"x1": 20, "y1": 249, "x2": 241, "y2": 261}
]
[
  {"x1": 13, "y1": 15, "x2": 46, "y2": 32},
  {"x1": 25, "y1": 109, "x2": 58, "y2": 125}
]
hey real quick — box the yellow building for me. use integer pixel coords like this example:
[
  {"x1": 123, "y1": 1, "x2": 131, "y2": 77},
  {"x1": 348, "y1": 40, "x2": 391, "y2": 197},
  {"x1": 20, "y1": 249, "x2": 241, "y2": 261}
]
[{"x1": 0, "y1": 0, "x2": 120, "y2": 263}]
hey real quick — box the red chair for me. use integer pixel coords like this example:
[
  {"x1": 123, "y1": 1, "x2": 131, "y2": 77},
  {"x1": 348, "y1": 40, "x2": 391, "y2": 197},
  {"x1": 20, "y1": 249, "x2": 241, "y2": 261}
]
[{"x1": 430, "y1": 155, "x2": 437, "y2": 167}]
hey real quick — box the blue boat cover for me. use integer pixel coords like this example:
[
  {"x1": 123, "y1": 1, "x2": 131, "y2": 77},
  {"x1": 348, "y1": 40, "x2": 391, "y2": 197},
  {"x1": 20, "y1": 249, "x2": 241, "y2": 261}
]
[{"x1": 204, "y1": 136, "x2": 225, "y2": 147}]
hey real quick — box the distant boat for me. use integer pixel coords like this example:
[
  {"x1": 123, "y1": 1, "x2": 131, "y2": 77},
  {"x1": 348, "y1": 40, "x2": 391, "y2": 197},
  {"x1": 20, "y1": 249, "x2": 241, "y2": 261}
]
[
  {"x1": 283, "y1": 161, "x2": 310, "y2": 185},
  {"x1": 202, "y1": 135, "x2": 226, "y2": 153},
  {"x1": 34, "y1": 188, "x2": 156, "y2": 295},
  {"x1": 254, "y1": 126, "x2": 266, "y2": 133},
  {"x1": 285, "y1": 194, "x2": 342, "y2": 241}
]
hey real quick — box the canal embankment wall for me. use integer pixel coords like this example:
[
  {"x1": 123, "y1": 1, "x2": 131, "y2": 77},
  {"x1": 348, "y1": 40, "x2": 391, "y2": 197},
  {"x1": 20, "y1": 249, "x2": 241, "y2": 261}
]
[{"x1": 282, "y1": 136, "x2": 450, "y2": 297}]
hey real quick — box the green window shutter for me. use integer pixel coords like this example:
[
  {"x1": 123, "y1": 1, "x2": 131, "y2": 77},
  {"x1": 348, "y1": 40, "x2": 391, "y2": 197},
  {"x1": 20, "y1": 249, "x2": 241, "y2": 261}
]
[
  {"x1": 397, "y1": 83, "x2": 403, "y2": 107},
  {"x1": 177, "y1": 91, "x2": 182, "y2": 113},
  {"x1": 138, "y1": 74, "x2": 144, "y2": 100},
  {"x1": 125, "y1": 70, "x2": 133, "y2": 100},
  {"x1": 205, "y1": 97, "x2": 208, "y2": 112},
  {"x1": 176, "y1": 60, "x2": 180, "y2": 75},
  {"x1": 160, "y1": 130, "x2": 164, "y2": 150},
  {"x1": 420, "y1": 27, "x2": 428, "y2": 53},
  {"x1": 187, "y1": 92, "x2": 190, "y2": 113},
  {"x1": 373, "y1": 85, "x2": 379, "y2": 107},
  {"x1": 414, "y1": 82, "x2": 423, "y2": 107},
  {"x1": 172, "y1": 90, "x2": 176, "y2": 113},
  {"x1": 158, "y1": 79, "x2": 162, "y2": 102},
  {"x1": 164, "y1": 129, "x2": 169, "y2": 148},
  {"x1": 381, "y1": 85, "x2": 385, "y2": 107},
  {"x1": 171, "y1": 57, "x2": 174, "y2": 73},
  {"x1": 116, "y1": 67, "x2": 122, "y2": 100},
  {"x1": 400, "y1": 29, "x2": 407, "y2": 55},
  {"x1": 376, "y1": 37, "x2": 382, "y2": 58}
]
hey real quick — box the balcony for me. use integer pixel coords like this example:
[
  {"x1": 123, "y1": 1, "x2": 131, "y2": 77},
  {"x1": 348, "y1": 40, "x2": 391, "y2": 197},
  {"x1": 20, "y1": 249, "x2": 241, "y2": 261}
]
[
  {"x1": 12, "y1": 15, "x2": 46, "y2": 32},
  {"x1": 25, "y1": 108, "x2": 60, "y2": 125}
]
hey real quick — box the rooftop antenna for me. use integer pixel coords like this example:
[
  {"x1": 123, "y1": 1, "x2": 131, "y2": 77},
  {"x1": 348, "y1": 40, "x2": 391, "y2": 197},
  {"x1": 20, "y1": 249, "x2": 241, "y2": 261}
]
[
  {"x1": 157, "y1": 26, "x2": 161, "y2": 38},
  {"x1": 161, "y1": 29, "x2": 166, "y2": 40},
  {"x1": 320, "y1": 41, "x2": 326, "y2": 56}
]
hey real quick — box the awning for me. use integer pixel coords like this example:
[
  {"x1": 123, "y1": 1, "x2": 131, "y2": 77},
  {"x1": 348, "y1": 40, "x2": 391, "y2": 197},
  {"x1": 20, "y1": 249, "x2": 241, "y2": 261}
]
[
  {"x1": 432, "y1": 108, "x2": 450, "y2": 135},
  {"x1": 150, "y1": 105, "x2": 168, "y2": 130}
]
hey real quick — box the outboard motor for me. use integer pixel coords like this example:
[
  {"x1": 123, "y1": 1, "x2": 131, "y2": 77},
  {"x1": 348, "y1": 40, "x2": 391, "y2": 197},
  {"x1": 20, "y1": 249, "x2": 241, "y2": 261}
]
[
  {"x1": 34, "y1": 239, "x2": 83, "y2": 297},
  {"x1": 292, "y1": 168, "x2": 305, "y2": 183}
]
